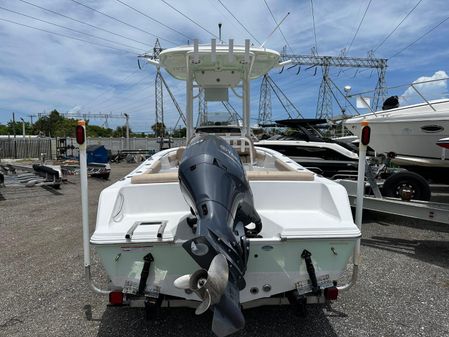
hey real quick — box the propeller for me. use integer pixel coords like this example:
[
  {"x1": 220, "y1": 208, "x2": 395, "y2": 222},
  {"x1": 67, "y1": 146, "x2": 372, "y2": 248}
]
[{"x1": 174, "y1": 254, "x2": 229, "y2": 315}]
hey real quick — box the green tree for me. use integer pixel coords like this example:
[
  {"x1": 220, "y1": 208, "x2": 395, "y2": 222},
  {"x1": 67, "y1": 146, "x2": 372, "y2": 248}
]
[
  {"x1": 112, "y1": 125, "x2": 131, "y2": 137},
  {"x1": 2, "y1": 110, "x2": 145, "y2": 138},
  {"x1": 151, "y1": 122, "x2": 166, "y2": 137},
  {"x1": 33, "y1": 110, "x2": 65, "y2": 136},
  {"x1": 172, "y1": 127, "x2": 186, "y2": 138},
  {"x1": 0, "y1": 123, "x2": 8, "y2": 135},
  {"x1": 87, "y1": 125, "x2": 113, "y2": 137},
  {"x1": 0, "y1": 120, "x2": 33, "y2": 135}
]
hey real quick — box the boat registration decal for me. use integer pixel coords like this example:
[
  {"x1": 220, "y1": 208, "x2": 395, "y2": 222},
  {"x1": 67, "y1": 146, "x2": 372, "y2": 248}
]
[
  {"x1": 295, "y1": 274, "x2": 333, "y2": 295},
  {"x1": 123, "y1": 279, "x2": 139, "y2": 295}
]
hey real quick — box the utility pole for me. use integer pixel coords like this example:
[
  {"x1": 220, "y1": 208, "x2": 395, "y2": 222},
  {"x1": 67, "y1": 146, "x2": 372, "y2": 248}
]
[
  {"x1": 124, "y1": 113, "x2": 130, "y2": 149},
  {"x1": 12, "y1": 112, "x2": 17, "y2": 159},
  {"x1": 20, "y1": 117, "x2": 25, "y2": 138}
]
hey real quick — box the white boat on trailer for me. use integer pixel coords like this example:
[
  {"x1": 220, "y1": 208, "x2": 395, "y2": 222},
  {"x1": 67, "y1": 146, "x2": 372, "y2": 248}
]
[
  {"x1": 345, "y1": 99, "x2": 449, "y2": 160},
  {"x1": 82, "y1": 40, "x2": 361, "y2": 336},
  {"x1": 344, "y1": 98, "x2": 449, "y2": 182}
]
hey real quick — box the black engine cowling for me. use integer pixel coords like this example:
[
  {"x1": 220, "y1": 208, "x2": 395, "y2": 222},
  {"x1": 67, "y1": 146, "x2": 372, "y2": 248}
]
[
  {"x1": 178, "y1": 134, "x2": 261, "y2": 285},
  {"x1": 176, "y1": 134, "x2": 262, "y2": 336}
]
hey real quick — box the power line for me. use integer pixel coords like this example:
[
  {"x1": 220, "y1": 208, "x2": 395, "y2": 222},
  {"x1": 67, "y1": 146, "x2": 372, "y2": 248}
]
[
  {"x1": 0, "y1": 6, "x2": 146, "y2": 53},
  {"x1": 263, "y1": 0, "x2": 294, "y2": 54},
  {"x1": 17, "y1": 0, "x2": 150, "y2": 48},
  {"x1": 0, "y1": 17, "x2": 135, "y2": 54},
  {"x1": 69, "y1": 0, "x2": 178, "y2": 45},
  {"x1": 93, "y1": 76, "x2": 151, "y2": 111},
  {"x1": 389, "y1": 13, "x2": 449, "y2": 59},
  {"x1": 115, "y1": 0, "x2": 192, "y2": 41},
  {"x1": 347, "y1": 0, "x2": 373, "y2": 53},
  {"x1": 310, "y1": 0, "x2": 318, "y2": 54},
  {"x1": 108, "y1": 99, "x2": 153, "y2": 115},
  {"x1": 161, "y1": 0, "x2": 218, "y2": 39},
  {"x1": 373, "y1": 0, "x2": 423, "y2": 52},
  {"x1": 103, "y1": 98, "x2": 151, "y2": 115},
  {"x1": 82, "y1": 69, "x2": 143, "y2": 109},
  {"x1": 217, "y1": 0, "x2": 261, "y2": 44}
]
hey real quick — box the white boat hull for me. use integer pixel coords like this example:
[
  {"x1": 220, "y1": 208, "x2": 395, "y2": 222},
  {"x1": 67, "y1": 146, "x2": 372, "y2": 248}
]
[
  {"x1": 91, "y1": 147, "x2": 360, "y2": 305},
  {"x1": 94, "y1": 234, "x2": 357, "y2": 304},
  {"x1": 345, "y1": 99, "x2": 449, "y2": 160}
]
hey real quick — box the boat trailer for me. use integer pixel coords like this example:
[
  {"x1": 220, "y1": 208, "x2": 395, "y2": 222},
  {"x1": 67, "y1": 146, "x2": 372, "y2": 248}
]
[
  {"x1": 338, "y1": 179, "x2": 449, "y2": 225},
  {"x1": 336, "y1": 125, "x2": 449, "y2": 225},
  {"x1": 0, "y1": 163, "x2": 62, "y2": 188}
]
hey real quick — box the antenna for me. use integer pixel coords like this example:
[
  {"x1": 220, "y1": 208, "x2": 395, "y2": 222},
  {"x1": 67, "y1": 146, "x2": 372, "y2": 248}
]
[
  {"x1": 260, "y1": 12, "x2": 290, "y2": 48},
  {"x1": 218, "y1": 23, "x2": 222, "y2": 43}
]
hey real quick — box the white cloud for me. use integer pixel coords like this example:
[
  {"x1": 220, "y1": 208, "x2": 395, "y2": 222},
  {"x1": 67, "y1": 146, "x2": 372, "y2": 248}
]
[
  {"x1": 400, "y1": 70, "x2": 448, "y2": 105},
  {"x1": 1, "y1": 0, "x2": 449, "y2": 130}
]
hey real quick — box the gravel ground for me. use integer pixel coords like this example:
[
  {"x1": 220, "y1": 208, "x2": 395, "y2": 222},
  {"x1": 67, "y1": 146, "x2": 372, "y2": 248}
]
[{"x1": 1, "y1": 162, "x2": 449, "y2": 337}]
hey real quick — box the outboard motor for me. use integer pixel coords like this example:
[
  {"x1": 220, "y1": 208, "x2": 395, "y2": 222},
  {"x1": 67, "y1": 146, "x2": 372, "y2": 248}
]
[
  {"x1": 382, "y1": 95, "x2": 399, "y2": 110},
  {"x1": 175, "y1": 134, "x2": 262, "y2": 337}
]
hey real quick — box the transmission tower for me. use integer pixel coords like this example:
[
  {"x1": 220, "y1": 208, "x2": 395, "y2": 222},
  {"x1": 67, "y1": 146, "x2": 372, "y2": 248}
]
[
  {"x1": 258, "y1": 75, "x2": 272, "y2": 124},
  {"x1": 197, "y1": 87, "x2": 208, "y2": 126},
  {"x1": 152, "y1": 38, "x2": 162, "y2": 59},
  {"x1": 258, "y1": 74, "x2": 303, "y2": 123},
  {"x1": 153, "y1": 38, "x2": 165, "y2": 141},
  {"x1": 368, "y1": 51, "x2": 387, "y2": 110},
  {"x1": 316, "y1": 64, "x2": 333, "y2": 119},
  {"x1": 155, "y1": 71, "x2": 164, "y2": 138},
  {"x1": 280, "y1": 53, "x2": 388, "y2": 118},
  {"x1": 222, "y1": 101, "x2": 241, "y2": 126},
  {"x1": 148, "y1": 39, "x2": 186, "y2": 146}
]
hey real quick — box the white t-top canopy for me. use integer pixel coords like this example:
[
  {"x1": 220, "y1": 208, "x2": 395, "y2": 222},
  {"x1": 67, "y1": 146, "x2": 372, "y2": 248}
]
[
  {"x1": 158, "y1": 42, "x2": 280, "y2": 85},
  {"x1": 145, "y1": 40, "x2": 282, "y2": 139}
]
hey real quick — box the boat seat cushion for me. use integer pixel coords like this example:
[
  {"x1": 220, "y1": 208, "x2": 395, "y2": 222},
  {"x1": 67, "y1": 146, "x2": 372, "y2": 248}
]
[
  {"x1": 246, "y1": 170, "x2": 314, "y2": 181},
  {"x1": 131, "y1": 168, "x2": 314, "y2": 184},
  {"x1": 143, "y1": 160, "x2": 162, "y2": 174},
  {"x1": 168, "y1": 147, "x2": 186, "y2": 166},
  {"x1": 275, "y1": 159, "x2": 295, "y2": 171},
  {"x1": 131, "y1": 172, "x2": 179, "y2": 184}
]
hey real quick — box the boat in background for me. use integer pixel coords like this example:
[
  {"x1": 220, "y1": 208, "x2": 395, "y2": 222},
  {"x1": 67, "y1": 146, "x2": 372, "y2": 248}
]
[
  {"x1": 256, "y1": 119, "x2": 359, "y2": 178},
  {"x1": 345, "y1": 98, "x2": 449, "y2": 182}
]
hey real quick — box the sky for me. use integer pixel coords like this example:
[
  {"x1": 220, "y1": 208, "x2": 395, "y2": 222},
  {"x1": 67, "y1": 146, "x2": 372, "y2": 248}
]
[{"x1": 0, "y1": 0, "x2": 448, "y2": 133}]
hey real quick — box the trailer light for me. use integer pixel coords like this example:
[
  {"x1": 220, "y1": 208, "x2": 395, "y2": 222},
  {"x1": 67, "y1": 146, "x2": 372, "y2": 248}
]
[
  {"x1": 109, "y1": 291, "x2": 124, "y2": 305},
  {"x1": 76, "y1": 121, "x2": 86, "y2": 145},
  {"x1": 324, "y1": 286, "x2": 338, "y2": 301},
  {"x1": 360, "y1": 125, "x2": 371, "y2": 146}
]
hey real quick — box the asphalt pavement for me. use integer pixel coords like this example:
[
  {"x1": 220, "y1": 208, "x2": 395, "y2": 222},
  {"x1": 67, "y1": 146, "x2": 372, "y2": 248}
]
[{"x1": 1, "y1": 163, "x2": 448, "y2": 337}]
